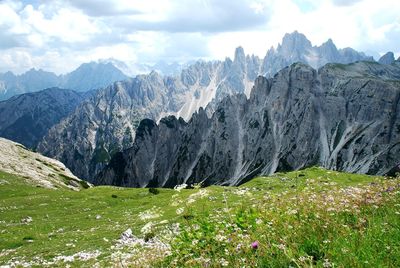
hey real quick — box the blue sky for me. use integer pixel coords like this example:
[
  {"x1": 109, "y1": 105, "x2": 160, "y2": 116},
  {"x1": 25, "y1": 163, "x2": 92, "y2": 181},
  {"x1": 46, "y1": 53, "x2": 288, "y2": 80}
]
[{"x1": 0, "y1": 0, "x2": 399, "y2": 74}]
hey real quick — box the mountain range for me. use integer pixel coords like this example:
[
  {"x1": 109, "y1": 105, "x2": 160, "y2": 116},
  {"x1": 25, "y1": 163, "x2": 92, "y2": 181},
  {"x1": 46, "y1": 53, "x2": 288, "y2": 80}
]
[
  {"x1": 0, "y1": 31, "x2": 398, "y2": 186},
  {"x1": 97, "y1": 60, "x2": 400, "y2": 187},
  {"x1": 36, "y1": 32, "x2": 377, "y2": 182}
]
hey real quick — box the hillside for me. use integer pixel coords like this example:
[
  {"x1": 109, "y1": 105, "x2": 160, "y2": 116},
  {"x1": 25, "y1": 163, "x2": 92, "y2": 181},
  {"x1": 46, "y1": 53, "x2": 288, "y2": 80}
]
[
  {"x1": 0, "y1": 138, "x2": 88, "y2": 190},
  {"x1": 0, "y1": 167, "x2": 399, "y2": 267}
]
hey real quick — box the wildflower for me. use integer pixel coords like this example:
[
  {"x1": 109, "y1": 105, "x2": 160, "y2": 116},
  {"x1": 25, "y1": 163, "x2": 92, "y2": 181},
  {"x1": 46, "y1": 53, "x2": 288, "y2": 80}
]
[
  {"x1": 385, "y1": 186, "x2": 395, "y2": 192},
  {"x1": 323, "y1": 259, "x2": 332, "y2": 268},
  {"x1": 251, "y1": 241, "x2": 259, "y2": 249},
  {"x1": 277, "y1": 243, "x2": 286, "y2": 250},
  {"x1": 215, "y1": 234, "x2": 227, "y2": 242},
  {"x1": 298, "y1": 256, "x2": 308, "y2": 262},
  {"x1": 141, "y1": 222, "x2": 153, "y2": 235},
  {"x1": 139, "y1": 207, "x2": 163, "y2": 220},
  {"x1": 176, "y1": 208, "x2": 184, "y2": 215},
  {"x1": 220, "y1": 258, "x2": 229, "y2": 267}
]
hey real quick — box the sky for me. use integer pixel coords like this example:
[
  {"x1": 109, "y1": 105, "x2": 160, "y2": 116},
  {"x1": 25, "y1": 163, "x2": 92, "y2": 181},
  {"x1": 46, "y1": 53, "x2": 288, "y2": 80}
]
[{"x1": 0, "y1": 0, "x2": 399, "y2": 74}]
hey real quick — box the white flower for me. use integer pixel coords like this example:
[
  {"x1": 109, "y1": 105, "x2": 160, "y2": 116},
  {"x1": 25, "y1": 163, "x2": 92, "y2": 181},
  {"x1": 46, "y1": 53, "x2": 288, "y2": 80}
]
[
  {"x1": 323, "y1": 259, "x2": 332, "y2": 268},
  {"x1": 139, "y1": 207, "x2": 163, "y2": 220},
  {"x1": 220, "y1": 258, "x2": 229, "y2": 267},
  {"x1": 176, "y1": 208, "x2": 184, "y2": 215},
  {"x1": 277, "y1": 243, "x2": 286, "y2": 250},
  {"x1": 215, "y1": 234, "x2": 227, "y2": 242},
  {"x1": 141, "y1": 222, "x2": 153, "y2": 235}
]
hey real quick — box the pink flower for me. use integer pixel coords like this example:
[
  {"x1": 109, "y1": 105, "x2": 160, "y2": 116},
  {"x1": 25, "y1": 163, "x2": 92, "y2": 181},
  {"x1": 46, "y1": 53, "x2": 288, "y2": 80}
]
[{"x1": 251, "y1": 241, "x2": 259, "y2": 249}]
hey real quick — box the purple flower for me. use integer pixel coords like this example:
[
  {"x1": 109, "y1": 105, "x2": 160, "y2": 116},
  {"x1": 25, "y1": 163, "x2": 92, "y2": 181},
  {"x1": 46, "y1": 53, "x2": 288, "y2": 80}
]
[
  {"x1": 385, "y1": 186, "x2": 395, "y2": 192},
  {"x1": 251, "y1": 241, "x2": 259, "y2": 250}
]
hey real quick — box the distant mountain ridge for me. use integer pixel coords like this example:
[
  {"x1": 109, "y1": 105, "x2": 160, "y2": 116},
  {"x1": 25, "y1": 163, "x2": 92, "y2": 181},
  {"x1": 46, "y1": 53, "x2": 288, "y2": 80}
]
[
  {"x1": 37, "y1": 32, "x2": 379, "y2": 182},
  {"x1": 261, "y1": 31, "x2": 374, "y2": 77},
  {"x1": 0, "y1": 87, "x2": 91, "y2": 148},
  {"x1": 0, "y1": 62, "x2": 129, "y2": 101}
]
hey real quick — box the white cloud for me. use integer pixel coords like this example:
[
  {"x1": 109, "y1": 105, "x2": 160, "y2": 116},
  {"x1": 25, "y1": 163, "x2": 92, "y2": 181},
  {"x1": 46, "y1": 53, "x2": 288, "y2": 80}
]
[{"x1": 0, "y1": 0, "x2": 399, "y2": 74}]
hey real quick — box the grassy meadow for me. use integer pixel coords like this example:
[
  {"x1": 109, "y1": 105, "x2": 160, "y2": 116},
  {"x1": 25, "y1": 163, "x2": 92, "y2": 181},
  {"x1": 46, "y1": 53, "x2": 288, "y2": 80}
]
[{"x1": 0, "y1": 167, "x2": 399, "y2": 267}]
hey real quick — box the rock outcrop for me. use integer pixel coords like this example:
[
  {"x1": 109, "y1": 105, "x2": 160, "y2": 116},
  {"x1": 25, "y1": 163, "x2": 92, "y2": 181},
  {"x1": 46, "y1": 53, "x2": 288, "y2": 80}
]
[
  {"x1": 96, "y1": 61, "x2": 400, "y2": 187},
  {"x1": 378, "y1": 52, "x2": 395, "y2": 65},
  {"x1": 0, "y1": 138, "x2": 87, "y2": 190}
]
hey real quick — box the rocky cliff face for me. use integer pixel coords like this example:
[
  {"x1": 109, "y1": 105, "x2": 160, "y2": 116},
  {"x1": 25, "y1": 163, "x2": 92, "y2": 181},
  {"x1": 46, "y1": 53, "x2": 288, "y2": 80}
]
[
  {"x1": 38, "y1": 32, "x2": 375, "y2": 181},
  {"x1": 378, "y1": 52, "x2": 396, "y2": 65},
  {"x1": 96, "y1": 61, "x2": 400, "y2": 187},
  {"x1": 0, "y1": 88, "x2": 88, "y2": 148},
  {"x1": 37, "y1": 56, "x2": 259, "y2": 181},
  {"x1": 37, "y1": 73, "x2": 175, "y2": 181}
]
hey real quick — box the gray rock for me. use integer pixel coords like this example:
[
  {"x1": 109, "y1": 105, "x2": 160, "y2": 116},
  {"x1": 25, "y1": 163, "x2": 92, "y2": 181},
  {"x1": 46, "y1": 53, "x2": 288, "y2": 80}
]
[
  {"x1": 378, "y1": 52, "x2": 395, "y2": 65},
  {"x1": 97, "y1": 61, "x2": 400, "y2": 187},
  {"x1": 261, "y1": 31, "x2": 372, "y2": 77}
]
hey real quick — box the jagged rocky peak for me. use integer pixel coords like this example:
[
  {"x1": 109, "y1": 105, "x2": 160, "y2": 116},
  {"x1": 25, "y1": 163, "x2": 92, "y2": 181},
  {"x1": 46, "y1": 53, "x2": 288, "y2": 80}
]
[
  {"x1": 234, "y1": 46, "x2": 246, "y2": 64},
  {"x1": 96, "y1": 61, "x2": 400, "y2": 187},
  {"x1": 318, "y1": 39, "x2": 340, "y2": 60},
  {"x1": 279, "y1": 31, "x2": 312, "y2": 56},
  {"x1": 261, "y1": 31, "x2": 372, "y2": 77},
  {"x1": 379, "y1": 52, "x2": 395, "y2": 65}
]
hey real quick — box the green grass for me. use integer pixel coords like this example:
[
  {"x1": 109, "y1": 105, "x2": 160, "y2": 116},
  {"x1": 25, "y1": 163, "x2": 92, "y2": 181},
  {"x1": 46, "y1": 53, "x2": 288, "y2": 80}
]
[{"x1": 0, "y1": 167, "x2": 399, "y2": 267}]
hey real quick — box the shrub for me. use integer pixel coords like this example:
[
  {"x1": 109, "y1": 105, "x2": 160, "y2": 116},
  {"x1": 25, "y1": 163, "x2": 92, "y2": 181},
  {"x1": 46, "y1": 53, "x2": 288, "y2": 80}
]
[{"x1": 148, "y1": 188, "x2": 160, "y2": 195}]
